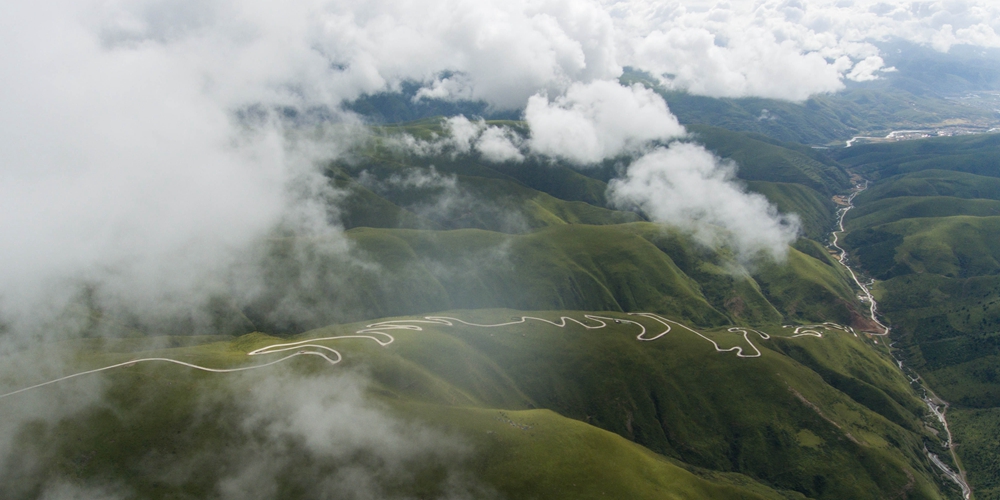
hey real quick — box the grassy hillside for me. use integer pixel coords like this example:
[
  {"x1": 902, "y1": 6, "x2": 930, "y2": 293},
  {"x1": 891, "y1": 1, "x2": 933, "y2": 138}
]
[
  {"x1": 213, "y1": 127, "x2": 863, "y2": 335},
  {"x1": 752, "y1": 240, "x2": 863, "y2": 327},
  {"x1": 745, "y1": 181, "x2": 836, "y2": 240},
  {"x1": 844, "y1": 196, "x2": 1000, "y2": 231},
  {"x1": 0, "y1": 309, "x2": 957, "y2": 499},
  {"x1": 950, "y1": 408, "x2": 1000, "y2": 499},
  {"x1": 333, "y1": 168, "x2": 641, "y2": 233},
  {"x1": 844, "y1": 216, "x2": 1000, "y2": 279},
  {"x1": 871, "y1": 274, "x2": 1000, "y2": 401}
]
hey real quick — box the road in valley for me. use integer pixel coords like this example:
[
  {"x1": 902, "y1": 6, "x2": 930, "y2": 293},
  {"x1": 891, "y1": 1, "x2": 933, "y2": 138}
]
[{"x1": 832, "y1": 179, "x2": 972, "y2": 500}]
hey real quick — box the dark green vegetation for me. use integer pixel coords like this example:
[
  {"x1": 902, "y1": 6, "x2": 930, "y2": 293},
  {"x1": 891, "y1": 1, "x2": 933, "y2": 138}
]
[
  {"x1": 951, "y1": 408, "x2": 1000, "y2": 499},
  {"x1": 686, "y1": 125, "x2": 850, "y2": 195},
  {"x1": 0, "y1": 310, "x2": 957, "y2": 499},
  {"x1": 237, "y1": 122, "x2": 866, "y2": 335},
  {"x1": 849, "y1": 169, "x2": 1000, "y2": 203},
  {"x1": 838, "y1": 134, "x2": 1000, "y2": 181},
  {"x1": 685, "y1": 124, "x2": 848, "y2": 239},
  {"x1": 836, "y1": 135, "x2": 1000, "y2": 498},
  {"x1": 342, "y1": 80, "x2": 522, "y2": 124}
]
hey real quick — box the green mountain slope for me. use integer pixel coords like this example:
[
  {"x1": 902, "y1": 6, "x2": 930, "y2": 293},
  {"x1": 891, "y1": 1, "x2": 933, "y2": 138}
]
[
  {"x1": 950, "y1": 408, "x2": 1000, "y2": 499},
  {"x1": 837, "y1": 135, "x2": 1000, "y2": 498},
  {"x1": 344, "y1": 119, "x2": 851, "y2": 242},
  {"x1": 334, "y1": 169, "x2": 641, "y2": 233},
  {"x1": 0, "y1": 310, "x2": 956, "y2": 499},
  {"x1": 745, "y1": 181, "x2": 836, "y2": 240},
  {"x1": 220, "y1": 128, "x2": 864, "y2": 335},
  {"x1": 245, "y1": 221, "x2": 874, "y2": 335},
  {"x1": 687, "y1": 125, "x2": 851, "y2": 195}
]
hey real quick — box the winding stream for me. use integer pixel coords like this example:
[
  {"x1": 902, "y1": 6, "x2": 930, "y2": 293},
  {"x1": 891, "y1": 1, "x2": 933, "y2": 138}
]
[{"x1": 832, "y1": 180, "x2": 972, "y2": 500}]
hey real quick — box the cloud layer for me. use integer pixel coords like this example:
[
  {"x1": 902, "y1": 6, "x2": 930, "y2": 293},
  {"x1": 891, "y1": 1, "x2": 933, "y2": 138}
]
[{"x1": 3, "y1": 0, "x2": 999, "y2": 340}]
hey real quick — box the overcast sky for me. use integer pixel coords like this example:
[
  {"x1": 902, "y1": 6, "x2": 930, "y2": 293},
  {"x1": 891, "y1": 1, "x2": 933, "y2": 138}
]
[{"x1": 2, "y1": 0, "x2": 998, "y2": 336}]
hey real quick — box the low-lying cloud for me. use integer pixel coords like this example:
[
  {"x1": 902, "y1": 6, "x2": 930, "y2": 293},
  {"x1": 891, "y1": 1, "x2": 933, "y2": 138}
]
[
  {"x1": 432, "y1": 117, "x2": 525, "y2": 163},
  {"x1": 216, "y1": 371, "x2": 492, "y2": 500},
  {"x1": 607, "y1": 143, "x2": 801, "y2": 261},
  {"x1": 356, "y1": 166, "x2": 530, "y2": 233},
  {"x1": 0, "y1": 363, "x2": 492, "y2": 499}
]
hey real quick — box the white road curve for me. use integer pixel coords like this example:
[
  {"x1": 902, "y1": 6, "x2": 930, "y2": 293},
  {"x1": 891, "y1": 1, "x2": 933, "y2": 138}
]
[
  {"x1": 0, "y1": 351, "x2": 336, "y2": 401},
  {"x1": 632, "y1": 313, "x2": 766, "y2": 357},
  {"x1": 784, "y1": 323, "x2": 854, "y2": 337},
  {"x1": 421, "y1": 314, "x2": 662, "y2": 340},
  {"x1": 633, "y1": 313, "x2": 840, "y2": 358}
]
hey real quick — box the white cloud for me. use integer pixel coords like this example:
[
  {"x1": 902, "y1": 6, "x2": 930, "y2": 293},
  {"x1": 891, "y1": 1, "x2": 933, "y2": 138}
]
[
  {"x1": 0, "y1": 1, "x2": 295, "y2": 339},
  {"x1": 608, "y1": 0, "x2": 1000, "y2": 99},
  {"x1": 0, "y1": 0, "x2": 623, "y2": 339},
  {"x1": 445, "y1": 116, "x2": 483, "y2": 155},
  {"x1": 438, "y1": 116, "x2": 525, "y2": 162},
  {"x1": 525, "y1": 80, "x2": 685, "y2": 164},
  {"x1": 629, "y1": 26, "x2": 847, "y2": 100},
  {"x1": 476, "y1": 126, "x2": 526, "y2": 163},
  {"x1": 847, "y1": 55, "x2": 887, "y2": 81},
  {"x1": 607, "y1": 142, "x2": 800, "y2": 261}
]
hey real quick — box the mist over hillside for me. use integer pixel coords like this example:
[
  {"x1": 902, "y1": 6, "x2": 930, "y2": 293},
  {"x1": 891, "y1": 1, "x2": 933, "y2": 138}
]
[{"x1": 3, "y1": 1, "x2": 1000, "y2": 499}]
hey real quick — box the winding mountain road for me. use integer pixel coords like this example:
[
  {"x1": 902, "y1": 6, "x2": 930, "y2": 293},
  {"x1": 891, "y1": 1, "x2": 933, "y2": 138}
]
[{"x1": 1, "y1": 313, "x2": 845, "y2": 401}]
